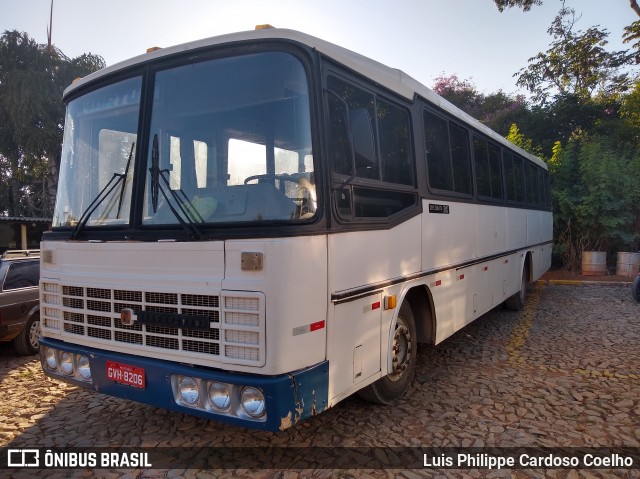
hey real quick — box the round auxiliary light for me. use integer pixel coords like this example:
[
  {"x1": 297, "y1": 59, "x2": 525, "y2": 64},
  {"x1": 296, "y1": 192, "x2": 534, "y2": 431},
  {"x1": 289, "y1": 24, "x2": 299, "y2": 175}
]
[
  {"x1": 178, "y1": 376, "x2": 199, "y2": 405},
  {"x1": 77, "y1": 355, "x2": 91, "y2": 380},
  {"x1": 43, "y1": 347, "x2": 57, "y2": 370},
  {"x1": 240, "y1": 386, "x2": 266, "y2": 418},
  {"x1": 60, "y1": 352, "x2": 74, "y2": 376},
  {"x1": 208, "y1": 382, "x2": 231, "y2": 411}
]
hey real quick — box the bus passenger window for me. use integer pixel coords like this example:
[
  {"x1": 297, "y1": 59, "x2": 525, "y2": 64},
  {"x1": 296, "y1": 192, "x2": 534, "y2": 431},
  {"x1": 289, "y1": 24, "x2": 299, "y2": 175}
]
[
  {"x1": 424, "y1": 111, "x2": 452, "y2": 191},
  {"x1": 503, "y1": 151, "x2": 525, "y2": 203},
  {"x1": 474, "y1": 136, "x2": 503, "y2": 200},
  {"x1": 525, "y1": 162, "x2": 540, "y2": 206},
  {"x1": 228, "y1": 139, "x2": 266, "y2": 186},
  {"x1": 424, "y1": 110, "x2": 471, "y2": 196},
  {"x1": 449, "y1": 124, "x2": 471, "y2": 195},
  {"x1": 378, "y1": 98, "x2": 413, "y2": 186},
  {"x1": 327, "y1": 76, "x2": 378, "y2": 180},
  {"x1": 474, "y1": 136, "x2": 491, "y2": 197}
]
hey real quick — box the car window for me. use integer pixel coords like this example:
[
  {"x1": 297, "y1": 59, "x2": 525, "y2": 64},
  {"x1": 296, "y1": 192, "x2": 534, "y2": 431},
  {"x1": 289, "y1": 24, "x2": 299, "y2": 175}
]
[{"x1": 2, "y1": 261, "x2": 40, "y2": 290}]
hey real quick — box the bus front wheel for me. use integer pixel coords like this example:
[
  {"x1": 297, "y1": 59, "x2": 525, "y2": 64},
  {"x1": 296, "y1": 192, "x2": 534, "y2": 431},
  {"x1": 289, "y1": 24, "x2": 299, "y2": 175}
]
[{"x1": 358, "y1": 301, "x2": 417, "y2": 405}]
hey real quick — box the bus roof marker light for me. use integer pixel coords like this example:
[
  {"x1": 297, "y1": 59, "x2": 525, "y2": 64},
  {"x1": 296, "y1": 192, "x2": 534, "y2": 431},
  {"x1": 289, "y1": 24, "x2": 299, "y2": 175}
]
[
  {"x1": 146, "y1": 47, "x2": 162, "y2": 53},
  {"x1": 255, "y1": 24, "x2": 275, "y2": 30}
]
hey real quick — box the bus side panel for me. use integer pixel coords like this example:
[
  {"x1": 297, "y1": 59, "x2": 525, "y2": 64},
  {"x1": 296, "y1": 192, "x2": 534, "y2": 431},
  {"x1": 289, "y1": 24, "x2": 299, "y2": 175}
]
[
  {"x1": 506, "y1": 208, "x2": 527, "y2": 250},
  {"x1": 477, "y1": 204, "x2": 507, "y2": 257},
  {"x1": 422, "y1": 201, "x2": 476, "y2": 270},
  {"x1": 527, "y1": 209, "x2": 544, "y2": 245},
  {"x1": 327, "y1": 216, "x2": 421, "y2": 293},
  {"x1": 328, "y1": 293, "x2": 382, "y2": 404},
  {"x1": 327, "y1": 217, "x2": 421, "y2": 403}
]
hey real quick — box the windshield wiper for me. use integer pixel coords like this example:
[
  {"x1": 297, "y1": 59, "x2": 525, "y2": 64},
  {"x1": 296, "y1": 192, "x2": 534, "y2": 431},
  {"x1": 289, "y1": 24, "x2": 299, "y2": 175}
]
[
  {"x1": 149, "y1": 134, "x2": 206, "y2": 240},
  {"x1": 70, "y1": 142, "x2": 136, "y2": 240},
  {"x1": 116, "y1": 142, "x2": 136, "y2": 218}
]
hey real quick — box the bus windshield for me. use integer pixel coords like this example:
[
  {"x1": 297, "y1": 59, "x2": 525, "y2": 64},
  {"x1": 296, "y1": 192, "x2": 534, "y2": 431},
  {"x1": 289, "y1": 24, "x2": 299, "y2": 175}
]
[
  {"x1": 54, "y1": 76, "x2": 142, "y2": 228},
  {"x1": 144, "y1": 52, "x2": 315, "y2": 226},
  {"x1": 54, "y1": 51, "x2": 315, "y2": 230}
]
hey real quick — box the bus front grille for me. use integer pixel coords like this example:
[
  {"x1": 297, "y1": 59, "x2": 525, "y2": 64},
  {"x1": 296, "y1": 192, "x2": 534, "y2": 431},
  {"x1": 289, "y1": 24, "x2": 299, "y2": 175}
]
[{"x1": 40, "y1": 282, "x2": 264, "y2": 367}]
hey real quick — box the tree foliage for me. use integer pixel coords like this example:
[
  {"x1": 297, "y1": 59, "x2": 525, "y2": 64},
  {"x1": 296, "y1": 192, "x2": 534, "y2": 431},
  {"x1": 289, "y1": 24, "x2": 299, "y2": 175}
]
[
  {"x1": 551, "y1": 136, "x2": 640, "y2": 270},
  {"x1": 488, "y1": 1, "x2": 640, "y2": 269},
  {"x1": 493, "y1": 0, "x2": 542, "y2": 12},
  {"x1": 514, "y1": 8, "x2": 632, "y2": 103},
  {"x1": 432, "y1": 74, "x2": 531, "y2": 136},
  {"x1": 0, "y1": 30, "x2": 105, "y2": 217}
]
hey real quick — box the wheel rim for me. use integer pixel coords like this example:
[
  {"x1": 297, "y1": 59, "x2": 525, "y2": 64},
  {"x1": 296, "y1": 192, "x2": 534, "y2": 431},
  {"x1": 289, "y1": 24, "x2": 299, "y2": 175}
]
[
  {"x1": 389, "y1": 317, "x2": 412, "y2": 382},
  {"x1": 29, "y1": 319, "x2": 40, "y2": 350}
]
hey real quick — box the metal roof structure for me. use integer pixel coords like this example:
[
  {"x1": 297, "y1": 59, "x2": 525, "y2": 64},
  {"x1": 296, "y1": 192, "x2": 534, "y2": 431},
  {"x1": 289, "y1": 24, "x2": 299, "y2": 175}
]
[{"x1": 0, "y1": 217, "x2": 51, "y2": 223}]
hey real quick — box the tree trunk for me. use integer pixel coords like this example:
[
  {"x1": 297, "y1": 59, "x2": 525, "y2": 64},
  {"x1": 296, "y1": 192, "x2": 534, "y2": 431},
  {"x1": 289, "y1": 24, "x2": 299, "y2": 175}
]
[
  {"x1": 46, "y1": 157, "x2": 58, "y2": 217},
  {"x1": 632, "y1": 0, "x2": 640, "y2": 18},
  {"x1": 9, "y1": 156, "x2": 21, "y2": 217}
]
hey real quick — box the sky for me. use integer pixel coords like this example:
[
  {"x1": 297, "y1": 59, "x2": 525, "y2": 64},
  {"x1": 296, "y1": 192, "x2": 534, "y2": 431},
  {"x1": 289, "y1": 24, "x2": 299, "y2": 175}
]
[{"x1": 1, "y1": 0, "x2": 634, "y2": 96}]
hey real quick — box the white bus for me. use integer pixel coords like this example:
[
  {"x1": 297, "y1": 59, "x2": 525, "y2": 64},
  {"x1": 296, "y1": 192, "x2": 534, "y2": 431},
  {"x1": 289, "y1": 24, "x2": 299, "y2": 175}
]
[{"x1": 39, "y1": 28, "x2": 552, "y2": 431}]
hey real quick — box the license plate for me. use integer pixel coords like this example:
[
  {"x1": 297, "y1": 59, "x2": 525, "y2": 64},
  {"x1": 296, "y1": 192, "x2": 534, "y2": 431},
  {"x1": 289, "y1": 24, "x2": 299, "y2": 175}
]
[{"x1": 106, "y1": 360, "x2": 145, "y2": 388}]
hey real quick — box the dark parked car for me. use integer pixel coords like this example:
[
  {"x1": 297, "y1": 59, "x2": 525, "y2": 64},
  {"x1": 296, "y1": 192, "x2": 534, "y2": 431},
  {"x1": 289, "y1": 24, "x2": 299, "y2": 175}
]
[{"x1": 0, "y1": 250, "x2": 40, "y2": 355}]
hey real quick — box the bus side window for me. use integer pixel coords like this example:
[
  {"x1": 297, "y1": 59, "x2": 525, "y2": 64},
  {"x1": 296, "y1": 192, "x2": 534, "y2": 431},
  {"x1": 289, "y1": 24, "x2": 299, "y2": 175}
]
[
  {"x1": 327, "y1": 76, "x2": 378, "y2": 180},
  {"x1": 503, "y1": 150, "x2": 525, "y2": 204},
  {"x1": 474, "y1": 136, "x2": 503, "y2": 200},
  {"x1": 449, "y1": 123, "x2": 472, "y2": 195},
  {"x1": 377, "y1": 98, "x2": 413, "y2": 186},
  {"x1": 424, "y1": 110, "x2": 452, "y2": 191},
  {"x1": 525, "y1": 161, "x2": 540, "y2": 206},
  {"x1": 424, "y1": 110, "x2": 472, "y2": 196}
]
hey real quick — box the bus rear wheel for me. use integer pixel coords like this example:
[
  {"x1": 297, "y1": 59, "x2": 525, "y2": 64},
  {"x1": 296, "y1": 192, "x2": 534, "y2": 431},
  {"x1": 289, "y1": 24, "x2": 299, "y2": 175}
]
[
  {"x1": 358, "y1": 301, "x2": 417, "y2": 405},
  {"x1": 506, "y1": 265, "x2": 528, "y2": 311}
]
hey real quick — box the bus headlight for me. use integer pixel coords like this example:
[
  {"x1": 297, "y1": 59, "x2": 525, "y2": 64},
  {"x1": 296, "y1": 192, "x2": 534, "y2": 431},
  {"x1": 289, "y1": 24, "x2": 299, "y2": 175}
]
[
  {"x1": 77, "y1": 355, "x2": 92, "y2": 380},
  {"x1": 60, "y1": 352, "x2": 74, "y2": 375},
  {"x1": 208, "y1": 382, "x2": 231, "y2": 411},
  {"x1": 43, "y1": 347, "x2": 57, "y2": 370},
  {"x1": 240, "y1": 386, "x2": 265, "y2": 418},
  {"x1": 178, "y1": 376, "x2": 199, "y2": 405}
]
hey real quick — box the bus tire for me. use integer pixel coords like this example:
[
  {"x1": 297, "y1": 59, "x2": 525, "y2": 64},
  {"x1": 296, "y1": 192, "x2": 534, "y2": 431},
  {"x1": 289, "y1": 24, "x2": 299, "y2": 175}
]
[
  {"x1": 358, "y1": 301, "x2": 417, "y2": 405},
  {"x1": 505, "y1": 265, "x2": 528, "y2": 311},
  {"x1": 632, "y1": 275, "x2": 640, "y2": 303}
]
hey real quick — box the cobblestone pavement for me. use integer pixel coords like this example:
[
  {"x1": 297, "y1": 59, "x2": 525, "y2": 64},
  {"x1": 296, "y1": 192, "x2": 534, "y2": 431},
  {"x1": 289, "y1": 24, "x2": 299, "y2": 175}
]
[{"x1": 1, "y1": 283, "x2": 639, "y2": 478}]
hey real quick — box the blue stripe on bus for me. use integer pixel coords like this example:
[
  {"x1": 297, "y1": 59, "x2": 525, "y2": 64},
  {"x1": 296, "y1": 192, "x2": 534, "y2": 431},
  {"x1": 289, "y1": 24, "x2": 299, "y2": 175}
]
[{"x1": 39, "y1": 337, "x2": 329, "y2": 432}]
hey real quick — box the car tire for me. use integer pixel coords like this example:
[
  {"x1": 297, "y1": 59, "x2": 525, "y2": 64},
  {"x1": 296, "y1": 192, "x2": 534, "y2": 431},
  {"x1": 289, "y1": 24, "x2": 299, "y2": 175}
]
[{"x1": 13, "y1": 315, "x2": 40, "y2": 356}]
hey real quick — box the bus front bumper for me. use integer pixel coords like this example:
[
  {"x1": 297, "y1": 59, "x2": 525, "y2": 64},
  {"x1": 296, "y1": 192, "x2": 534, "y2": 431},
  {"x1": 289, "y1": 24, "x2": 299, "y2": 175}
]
[{"x1": 39, "y1": 337, "x2": 328, "y2": 431}]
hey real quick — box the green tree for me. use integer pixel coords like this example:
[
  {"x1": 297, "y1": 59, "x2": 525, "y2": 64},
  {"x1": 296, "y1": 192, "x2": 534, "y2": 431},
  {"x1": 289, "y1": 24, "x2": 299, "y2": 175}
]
[
  {"x1": 432, "y1": 74, "x2": 532, "y2": 137},
  {"x1": 494, "y1": 0, "x2": 640, "y2": 18},
  {"x1": 494, "y1": 0, "x2": 640, "y2": 68},
  {"x1": 0, "y1": 30, "x2": 105, "y2": 217},
  {"x1": 505, "y1": 123, "x2": 543, "y2": 156},
  {"x1": 493, "y1": 0, "x2": 542, "y2": 11},
  {"x1": 552, "y1": 136, "x2": 640, "y2": 269},
  {"x1": 514, "y1": 8, "x2": 631, "y2": 103}
]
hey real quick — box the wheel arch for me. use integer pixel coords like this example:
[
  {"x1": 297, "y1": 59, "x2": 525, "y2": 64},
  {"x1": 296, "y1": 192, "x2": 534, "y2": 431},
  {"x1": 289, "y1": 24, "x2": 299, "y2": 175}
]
[
  {"x1": 524, "y1": 251, "x2": 533, "y2": 282},
  {"x1": 404, "y1": 284, "x2": 435, "y2": 345}
]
